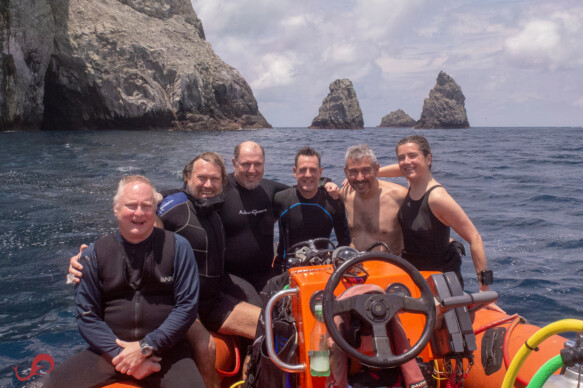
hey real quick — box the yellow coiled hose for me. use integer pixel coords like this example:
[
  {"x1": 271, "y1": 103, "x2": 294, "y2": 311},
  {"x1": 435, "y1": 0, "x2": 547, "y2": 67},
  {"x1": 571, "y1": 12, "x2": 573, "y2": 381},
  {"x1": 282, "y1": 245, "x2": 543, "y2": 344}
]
[{"x1": 501, "y1": 319, "x2": 583, "y2": 388}]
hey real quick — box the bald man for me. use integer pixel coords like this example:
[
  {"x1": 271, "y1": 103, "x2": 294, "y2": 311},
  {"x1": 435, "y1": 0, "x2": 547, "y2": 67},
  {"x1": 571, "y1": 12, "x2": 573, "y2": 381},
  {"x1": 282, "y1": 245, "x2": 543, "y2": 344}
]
[{"x1": 219, "y1": 141, "x2": 288, "y2": 292}]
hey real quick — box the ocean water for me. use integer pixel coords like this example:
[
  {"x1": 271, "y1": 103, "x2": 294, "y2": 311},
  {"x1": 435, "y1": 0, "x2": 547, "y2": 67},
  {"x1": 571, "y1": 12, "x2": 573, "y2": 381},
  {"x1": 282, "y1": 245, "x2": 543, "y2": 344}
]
[{"x1": 1, "y1": 127, "x2": 582, "y2": 386}]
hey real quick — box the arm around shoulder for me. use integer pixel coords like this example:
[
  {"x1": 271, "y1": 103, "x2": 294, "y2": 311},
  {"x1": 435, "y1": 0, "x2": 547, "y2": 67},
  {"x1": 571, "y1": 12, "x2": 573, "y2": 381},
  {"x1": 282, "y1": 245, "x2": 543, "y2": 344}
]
[{"x1": 378, "y1": 164, "x2": 402, "y2": 178}]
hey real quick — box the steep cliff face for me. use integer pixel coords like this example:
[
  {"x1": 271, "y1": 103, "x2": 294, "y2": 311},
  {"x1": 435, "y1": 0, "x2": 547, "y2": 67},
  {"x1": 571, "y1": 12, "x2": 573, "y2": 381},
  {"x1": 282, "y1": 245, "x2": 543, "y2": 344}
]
[
  {"x1": 0, "y1": 0, "x2": 54, "y2": 130},
  {"x1": 0, "y1": 0, "x2": 270, "y2": 131},
  {"x1": 377, "y1": 109, "x2": 416, "y2": 128},
  {"x1": 309, "y1": 79, "x2": 364, "y2": 129},
  {"x1": 415, "y1": 71, "x2": 470, "y2": 129}
]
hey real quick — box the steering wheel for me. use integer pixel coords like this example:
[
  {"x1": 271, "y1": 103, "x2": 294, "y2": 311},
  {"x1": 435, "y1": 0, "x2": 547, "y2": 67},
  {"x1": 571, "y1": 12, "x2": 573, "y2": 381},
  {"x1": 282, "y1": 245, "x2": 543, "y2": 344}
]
[
  {"x1": 365, "y1": 241, "x2": 392, "y2": 253},
  {"x1": 288, "y1": 237, "x2": 336, "y2": 252},
  {"x1": 321, "y1": 251, "x2": 436, "y2": 368}
]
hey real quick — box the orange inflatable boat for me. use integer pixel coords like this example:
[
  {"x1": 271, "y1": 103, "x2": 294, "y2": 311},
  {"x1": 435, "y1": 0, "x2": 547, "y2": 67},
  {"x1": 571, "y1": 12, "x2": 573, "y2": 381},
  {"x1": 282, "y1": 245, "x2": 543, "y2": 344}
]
[{"x1": 104, "y1": 247, "x2": 582, "y2": 388}]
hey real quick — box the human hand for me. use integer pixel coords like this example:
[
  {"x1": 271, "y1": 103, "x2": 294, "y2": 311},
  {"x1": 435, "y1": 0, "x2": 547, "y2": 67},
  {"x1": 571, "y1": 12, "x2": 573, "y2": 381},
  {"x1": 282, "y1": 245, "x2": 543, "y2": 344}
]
[
  {"x1": 324, "y1": 182, "x2": 340, "y2": 200},
  {"x1": 130, "y1": 356, "x2": 162, "y2": 380},
  {"x1": 487, "y1": 302, "x2": 506, "y2": 314},
  {"x1": 112, "y1": 339, "x2": 145, "y2": 374},
  {"x1": 478, "y1": 285, "x2": 505, "y2": 313},
  {"x1": 66, "y1": 244, "x2": 88, "y2": 284},
  {"x1": 155, "y1": 192, "x2": 163, "y2": 204}
]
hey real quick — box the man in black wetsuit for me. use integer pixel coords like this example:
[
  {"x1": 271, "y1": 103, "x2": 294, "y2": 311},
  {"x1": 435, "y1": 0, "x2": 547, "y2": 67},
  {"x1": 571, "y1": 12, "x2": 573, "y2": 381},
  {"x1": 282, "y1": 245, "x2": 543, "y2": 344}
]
[
  {"x1": 220, "y1": 141, "x2": 288, "y2": 292},
  {"x1": 157, "y1": 152, "x2": 261, "y2": 388},
  {"x1": 40, "y1": 175, "x2": 202, "y2": 388},
  {"x1": 220, "y1": 141, "x2": 340, "y2": 292},
  {"x1": 274, "y1": 146, "x2": 351, "y2": 271}
]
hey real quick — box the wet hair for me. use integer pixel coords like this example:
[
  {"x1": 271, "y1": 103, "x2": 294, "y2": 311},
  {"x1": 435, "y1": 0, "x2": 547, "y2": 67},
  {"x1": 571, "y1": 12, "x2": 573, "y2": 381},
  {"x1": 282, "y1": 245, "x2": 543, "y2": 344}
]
[
  {"x1": 344, "y1": 144, "x2": 377, "y2": 166},
  {"x1": 395, "y1": 135, "x2": 432, "y2": 169},
  {"x1": 295, "y1": 146, "x2": 321, "y2": 167},
  {"x1": 182, "y1": 152, "x2": 228, "y2": 188},
  {"x1": 233, "y1": 141, "x2": 265, "y2": 161},
  {"x1": 113, "y1": 175, "x2": 157, "y2": 209}
]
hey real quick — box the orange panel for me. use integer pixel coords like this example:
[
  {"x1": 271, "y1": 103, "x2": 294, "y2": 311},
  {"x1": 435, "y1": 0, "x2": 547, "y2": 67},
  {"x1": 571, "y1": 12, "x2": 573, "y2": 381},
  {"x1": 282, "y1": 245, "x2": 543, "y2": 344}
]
[{"x1": 289, "y1": 262, "x2": 438, "y2": 388}]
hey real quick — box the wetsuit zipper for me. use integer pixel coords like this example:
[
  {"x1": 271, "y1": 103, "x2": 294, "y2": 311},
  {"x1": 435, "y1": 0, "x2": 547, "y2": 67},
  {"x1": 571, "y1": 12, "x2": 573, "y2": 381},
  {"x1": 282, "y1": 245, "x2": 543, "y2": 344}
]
[{"x1": 134, "y1": 290, "x2": 141, "y2": 339}]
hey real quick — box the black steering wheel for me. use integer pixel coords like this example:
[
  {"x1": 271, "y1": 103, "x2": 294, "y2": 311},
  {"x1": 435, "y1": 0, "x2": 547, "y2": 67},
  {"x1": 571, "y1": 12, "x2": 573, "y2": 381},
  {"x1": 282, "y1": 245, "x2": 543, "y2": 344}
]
[{"x1": 321, "y1": 251, "x2": 436, "y2": 368}]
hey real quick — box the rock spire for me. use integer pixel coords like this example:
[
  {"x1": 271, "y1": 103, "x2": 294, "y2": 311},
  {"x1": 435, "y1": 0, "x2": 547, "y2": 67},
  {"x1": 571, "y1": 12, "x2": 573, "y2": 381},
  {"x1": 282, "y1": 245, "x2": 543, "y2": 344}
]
[
  {"x1": 415, "y1": 71, "x2": 470, "y2": 129},
  {"x1": 309, "y1": 79, "x2": 364, "y2": 129}
]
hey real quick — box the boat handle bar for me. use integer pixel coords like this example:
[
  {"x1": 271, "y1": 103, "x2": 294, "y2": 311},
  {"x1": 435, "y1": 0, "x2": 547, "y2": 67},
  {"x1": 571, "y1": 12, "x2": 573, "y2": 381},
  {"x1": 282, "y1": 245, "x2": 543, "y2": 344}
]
[
  {"x1": 264, "y1": 287, "x2": 306, "y2": 373},
  {"x1": 441, "y1": 290, "x2": 499, "y2": 309}
]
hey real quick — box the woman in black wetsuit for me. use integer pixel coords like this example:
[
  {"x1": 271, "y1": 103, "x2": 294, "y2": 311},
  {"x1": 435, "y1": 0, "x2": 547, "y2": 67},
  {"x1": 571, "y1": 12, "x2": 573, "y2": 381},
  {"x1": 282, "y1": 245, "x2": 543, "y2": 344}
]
[{"x1": 395, "y1": 135, "x2": 493, "y2": 291}]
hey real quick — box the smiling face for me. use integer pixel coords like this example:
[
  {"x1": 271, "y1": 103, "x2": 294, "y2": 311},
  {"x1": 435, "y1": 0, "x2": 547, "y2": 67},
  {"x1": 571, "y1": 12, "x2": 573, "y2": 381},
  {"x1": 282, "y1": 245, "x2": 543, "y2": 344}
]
[
  {"x1": 187, "y1": 159, "x2": 224, "y2": 199},
  {"x1": 396, "y1": 142, "x2": 432, "y2": 181},
  {"x1": 293, "y1": 155, "x2": 322, "y2": 198},
  {"x1": 232, "y1": 142, "x2": 265, "y2": 190},
  {"x1": 114, "y1": 181, "x2": 156, "y2": 244},
  {"x1": 344, "y1": 157, "x2": 379, "y2": 197}
]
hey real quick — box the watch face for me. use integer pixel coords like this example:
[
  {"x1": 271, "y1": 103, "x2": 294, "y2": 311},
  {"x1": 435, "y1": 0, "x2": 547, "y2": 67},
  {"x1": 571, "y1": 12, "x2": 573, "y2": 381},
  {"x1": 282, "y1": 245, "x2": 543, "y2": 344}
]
[
  {"x1": 481, "y1": 270, "x2": 493, "y2": 285},
  {"x1": 140, "y1": 340, "x2": 153, "y2": 356}
]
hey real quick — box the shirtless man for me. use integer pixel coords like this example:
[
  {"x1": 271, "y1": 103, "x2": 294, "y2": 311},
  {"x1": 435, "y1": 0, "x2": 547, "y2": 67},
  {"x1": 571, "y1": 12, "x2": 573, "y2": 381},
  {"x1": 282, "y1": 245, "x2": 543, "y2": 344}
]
[{"x1": 340, "y1": 144, "x2": 407, "y2": 254}]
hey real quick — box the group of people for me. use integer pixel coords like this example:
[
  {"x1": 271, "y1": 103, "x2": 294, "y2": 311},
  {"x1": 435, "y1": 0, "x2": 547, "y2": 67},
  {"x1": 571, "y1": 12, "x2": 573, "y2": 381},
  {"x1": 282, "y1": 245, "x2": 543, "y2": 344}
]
[{"x1": 37, "y1": 136, "x2": 493, "y2": 387}]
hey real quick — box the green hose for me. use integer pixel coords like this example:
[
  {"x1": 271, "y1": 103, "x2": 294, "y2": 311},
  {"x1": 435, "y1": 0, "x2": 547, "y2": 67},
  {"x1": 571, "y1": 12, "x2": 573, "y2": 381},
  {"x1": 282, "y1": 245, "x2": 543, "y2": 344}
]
[{"x1": 526, "y1": 355, "x2": 564, "y2": 388}]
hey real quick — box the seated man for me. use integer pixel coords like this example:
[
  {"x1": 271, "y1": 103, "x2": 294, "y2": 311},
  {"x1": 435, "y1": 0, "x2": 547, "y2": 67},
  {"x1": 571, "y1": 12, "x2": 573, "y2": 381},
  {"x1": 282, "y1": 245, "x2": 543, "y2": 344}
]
[
  {"x1": 274, "y1": 146, "x2": 351, "y2": 270},
  {"x1": 157, "y1": 152, "x2": 261, "y2": 388},
  {"x1": 68, "y1": 154, "x2": 261, "y2": 388},
  {"x1": 40, "y1": 175, "x2": 202, "y2": 387}
]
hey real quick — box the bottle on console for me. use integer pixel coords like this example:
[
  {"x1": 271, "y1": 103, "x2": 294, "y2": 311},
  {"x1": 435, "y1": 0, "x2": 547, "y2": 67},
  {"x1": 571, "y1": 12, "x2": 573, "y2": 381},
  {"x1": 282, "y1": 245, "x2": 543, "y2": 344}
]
[{"x1": 309, "y1": 304, "x2": 330, "y2": 377}]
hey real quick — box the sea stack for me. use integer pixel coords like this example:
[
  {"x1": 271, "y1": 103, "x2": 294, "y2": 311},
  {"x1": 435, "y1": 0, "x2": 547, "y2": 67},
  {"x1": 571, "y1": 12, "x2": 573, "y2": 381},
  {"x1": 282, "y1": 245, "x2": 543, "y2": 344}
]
[
  {"x1": 377, "y1": 109, "x2": 417, "y2": 128},
  {"x1": 415, "y1": 71, "x2": 470, "y2": 129},
  {"x1": 0, "y1": 0, "x2": 270, "y2": 131},
  {"x1": 309, "y1": 79, "x2": 364, "y2": 129}
]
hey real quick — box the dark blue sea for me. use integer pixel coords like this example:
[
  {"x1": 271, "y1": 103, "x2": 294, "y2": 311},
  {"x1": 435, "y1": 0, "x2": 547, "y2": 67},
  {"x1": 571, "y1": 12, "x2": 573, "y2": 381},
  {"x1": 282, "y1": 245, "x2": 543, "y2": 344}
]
[{"x1": 1, "y1": 127, "x2": 582, "y2": 386}]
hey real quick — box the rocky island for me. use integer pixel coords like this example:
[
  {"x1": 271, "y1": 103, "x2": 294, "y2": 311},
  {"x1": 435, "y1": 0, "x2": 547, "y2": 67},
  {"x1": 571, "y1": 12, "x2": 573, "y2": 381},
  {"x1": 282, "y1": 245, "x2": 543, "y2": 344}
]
[
  {"x1": 415, "y1": 71, "x2": 470, "y2": 129},
  {"x1": 377, "y1": 109, "x2": 417, "y2": 128},
  {"x1": 309, "y1": 79, "x2": 364, "y2": 129},
  {"x1": 0, "y1": 0, "x2": 270, "y2": 131}
]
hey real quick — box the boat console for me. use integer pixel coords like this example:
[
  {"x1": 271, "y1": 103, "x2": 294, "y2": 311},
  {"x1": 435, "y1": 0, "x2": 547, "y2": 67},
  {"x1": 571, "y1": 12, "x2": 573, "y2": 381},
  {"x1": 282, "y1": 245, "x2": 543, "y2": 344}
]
[{"x1": 264, "y1": 245, "x2": 499, "y2": 388}]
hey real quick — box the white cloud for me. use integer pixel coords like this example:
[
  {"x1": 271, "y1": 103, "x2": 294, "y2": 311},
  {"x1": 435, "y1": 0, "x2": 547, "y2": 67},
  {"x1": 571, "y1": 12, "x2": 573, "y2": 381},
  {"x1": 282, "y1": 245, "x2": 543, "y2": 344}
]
[
  {"x1": 375, "y1": 55, "x2": 448, "y2": 75},
  {"x1": 251, "y1": 53, "x2": 297, "y2": 90},
  {"x1": 504, "y1": 11, "x2": 583, "y2": 71},
  {"x1": 322, "y1": 43, "x2": 358, "y2": 65},
  {"x1": 191, "y1": 0, "x2": 583, "y2": 127}
]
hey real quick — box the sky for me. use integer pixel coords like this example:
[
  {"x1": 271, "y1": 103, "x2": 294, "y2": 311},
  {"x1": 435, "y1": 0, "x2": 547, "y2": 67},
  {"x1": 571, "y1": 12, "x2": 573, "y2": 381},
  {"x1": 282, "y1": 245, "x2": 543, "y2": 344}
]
[{"x1": 190, "y1": 0, "x2": 583, "y2": 128}]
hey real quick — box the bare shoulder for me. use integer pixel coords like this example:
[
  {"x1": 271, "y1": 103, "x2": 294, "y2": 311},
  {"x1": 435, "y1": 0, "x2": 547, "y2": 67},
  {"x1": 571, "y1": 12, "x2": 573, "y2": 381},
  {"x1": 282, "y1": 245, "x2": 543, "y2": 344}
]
[
  {"x1": 428, "y1": 185, "x2": 462, "y2": 213},
  {"x1": 378, "y1": 180, "x2": 407, "y2": 197},
  {"x1": 339, "y1": 183, "x2": 355, "y2": 201},
  {"x1": 428, "y1": 185, "x2": 454, "y2": 203}
]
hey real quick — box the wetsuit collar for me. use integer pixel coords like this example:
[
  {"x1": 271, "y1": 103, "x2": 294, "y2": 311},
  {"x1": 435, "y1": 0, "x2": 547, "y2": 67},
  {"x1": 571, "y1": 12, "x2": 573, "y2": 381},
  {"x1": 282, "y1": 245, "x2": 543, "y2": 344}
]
[{"x1": 184, "y1": 188, "x2": 225, "y2": 215}]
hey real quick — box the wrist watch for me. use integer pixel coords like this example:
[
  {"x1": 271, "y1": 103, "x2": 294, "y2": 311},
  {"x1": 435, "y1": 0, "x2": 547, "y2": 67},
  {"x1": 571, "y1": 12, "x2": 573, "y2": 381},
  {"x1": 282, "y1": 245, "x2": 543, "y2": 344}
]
[
  {"x1": 139, "y1": 339, "x2": 154, "y2": 357},
  {"x1": 477, "y1": 269, "x2": 494, "y2": 286}
]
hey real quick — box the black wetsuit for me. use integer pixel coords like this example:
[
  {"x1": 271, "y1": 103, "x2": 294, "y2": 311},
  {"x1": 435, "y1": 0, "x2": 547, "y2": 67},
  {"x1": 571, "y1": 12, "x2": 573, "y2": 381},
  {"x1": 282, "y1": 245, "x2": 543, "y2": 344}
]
[
  {"x1": 40, "y1": 229, "x2": 203, "y2": 388},
  {"x1": 220, "y1": 173, "x2": 288, "y2": 291},
  {"x1": 274, "y1": 186, "x2": 351, "y2": 269},
  {"x1": 158, "y1": 190, "x2": 261, "y2": 331},
  {"x1": 397, "y1": 185, "x2": 463, "y2": 284}
]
